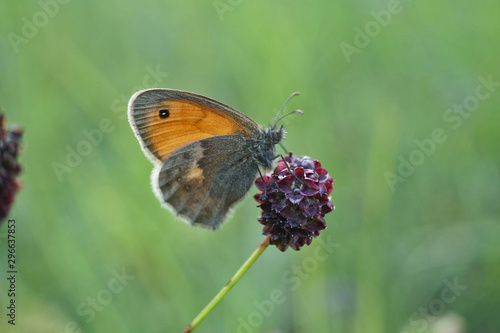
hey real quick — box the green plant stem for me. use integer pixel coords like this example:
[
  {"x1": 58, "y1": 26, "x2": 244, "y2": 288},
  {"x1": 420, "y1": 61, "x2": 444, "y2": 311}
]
[{"x1": 183, "y1": 235, "x2": 271, "y2": 333}]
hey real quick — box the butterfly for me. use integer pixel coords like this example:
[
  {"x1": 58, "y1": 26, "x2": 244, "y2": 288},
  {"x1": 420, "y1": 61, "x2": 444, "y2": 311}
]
[{"x1": 128, "y1": 89, "x2": 300, "y2": 229}]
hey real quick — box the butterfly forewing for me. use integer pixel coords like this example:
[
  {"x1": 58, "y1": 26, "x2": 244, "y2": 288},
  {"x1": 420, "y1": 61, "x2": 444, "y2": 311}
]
[{"x1": 128, "y1": 89, "x2": 260, "y2": 162}]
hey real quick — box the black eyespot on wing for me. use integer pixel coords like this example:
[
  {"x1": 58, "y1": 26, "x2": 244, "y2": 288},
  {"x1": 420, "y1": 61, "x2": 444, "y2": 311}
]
[{"x1": 159, "y1": 109, "x2": 170, "y2": 118}]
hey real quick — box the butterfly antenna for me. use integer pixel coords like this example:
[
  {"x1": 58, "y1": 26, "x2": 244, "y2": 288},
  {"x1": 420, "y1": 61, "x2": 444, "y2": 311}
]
[
  {"x1": 274, "y1": 109, "x2": 304, "y2": 126},
  {"x1": 272, "y1": 92, "x2": 301, "y2": 128}
]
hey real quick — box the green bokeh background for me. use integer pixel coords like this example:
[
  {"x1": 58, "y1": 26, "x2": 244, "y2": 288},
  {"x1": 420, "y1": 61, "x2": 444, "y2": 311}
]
[{"x1": 1, "y1": 1, "x2": 499, "y2": 332}]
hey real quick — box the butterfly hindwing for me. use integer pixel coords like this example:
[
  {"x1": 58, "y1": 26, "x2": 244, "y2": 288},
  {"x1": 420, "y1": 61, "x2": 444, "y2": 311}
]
[{"x1": 153, "y1": 135, "x2": 259, "y2": 229}]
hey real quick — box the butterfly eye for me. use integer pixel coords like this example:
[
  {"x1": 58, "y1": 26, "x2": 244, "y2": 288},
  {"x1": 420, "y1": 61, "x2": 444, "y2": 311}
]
[{"x1": 159, "y1": 109, "x2": 170, "y2": 119}]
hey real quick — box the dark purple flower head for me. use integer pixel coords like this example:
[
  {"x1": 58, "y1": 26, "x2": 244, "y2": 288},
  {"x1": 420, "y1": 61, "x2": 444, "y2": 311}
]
[
  {"x1": 0, "y1": 113, "x2": 23, "y2": 223},
  {"x1": 254, "y1": 153, "x2": 334, "y2": 251}
]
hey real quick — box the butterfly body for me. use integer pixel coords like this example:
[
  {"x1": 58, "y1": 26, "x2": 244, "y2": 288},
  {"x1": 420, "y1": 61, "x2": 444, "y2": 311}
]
[{"x1": 128, "y1": 89, "x2": 285, "y2": 229}]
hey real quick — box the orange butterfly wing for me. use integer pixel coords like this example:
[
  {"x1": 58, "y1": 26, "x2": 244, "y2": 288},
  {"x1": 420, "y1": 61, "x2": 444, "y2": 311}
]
[{"x1": 128, "y1": 89, "x2": 260, "y2": 163}]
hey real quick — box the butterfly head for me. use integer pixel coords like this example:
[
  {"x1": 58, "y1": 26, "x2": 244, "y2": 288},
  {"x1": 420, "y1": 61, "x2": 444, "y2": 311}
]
[
  {"x1": 268, "y1": 124, "x2": 286, "y2": 145},
  {"x1": 250, "y1": 92, "x2": 302, "y2": 170},
  {"x1": 247, "y1": 125, "x2": 284, "y2": 169}
]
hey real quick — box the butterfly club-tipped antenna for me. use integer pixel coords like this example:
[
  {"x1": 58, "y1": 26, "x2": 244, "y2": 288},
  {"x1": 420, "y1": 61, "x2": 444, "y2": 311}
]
[
  {"x1": 258, "y1": 92, "x2": 304, "y2": 197},
  {"x1": 270, "y1": 92, "x2": 305, "y2": 185},
  {"x1": 272, "y1": 92, "x2": 303, "y2": 129}
]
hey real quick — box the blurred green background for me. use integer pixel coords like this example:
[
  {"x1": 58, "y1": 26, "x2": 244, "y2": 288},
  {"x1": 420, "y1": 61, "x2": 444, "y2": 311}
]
[{"x1": 1, "y1": 0, "x2": 499, "y2": 332}]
